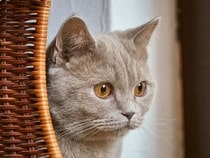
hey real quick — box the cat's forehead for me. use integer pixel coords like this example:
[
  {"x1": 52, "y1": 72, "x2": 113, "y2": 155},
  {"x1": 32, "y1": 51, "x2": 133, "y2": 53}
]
[
  {"x1": 94, "y1": 33, "x2": 147, "y2": 68},
  {"x1": 90, "y1": 33, "x2": 149, "y2": 83}
]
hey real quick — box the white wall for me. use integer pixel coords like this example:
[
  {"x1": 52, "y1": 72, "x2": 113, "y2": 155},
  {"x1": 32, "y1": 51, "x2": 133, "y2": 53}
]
[
  {"x1": 47, "y1": 0, "x2": 183, "y2": 158},
  {"x1": 47, "y1": 0, "x2": 110, "y2": 45}
]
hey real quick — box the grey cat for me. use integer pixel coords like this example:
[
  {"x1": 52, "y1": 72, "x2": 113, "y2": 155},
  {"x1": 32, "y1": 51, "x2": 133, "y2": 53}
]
[{"x1": 47, "y1": 15, "x2": 160, "y2": 158}]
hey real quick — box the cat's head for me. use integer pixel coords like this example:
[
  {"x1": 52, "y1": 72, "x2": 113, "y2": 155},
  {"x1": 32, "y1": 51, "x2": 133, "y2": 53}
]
[{"x1": 47, "y1": 16, "x2": 160, "y2": 141}]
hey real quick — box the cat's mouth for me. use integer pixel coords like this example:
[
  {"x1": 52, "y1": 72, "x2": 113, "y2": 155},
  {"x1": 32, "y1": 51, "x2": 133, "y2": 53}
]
[
  {"x1": 126, "y1": 121, "x2": 141, "y2": 129},
  {"x1": 90, "y1": 122, "x2": 139, "y2": 140},
  {"x1": 94, "y1": 120, "x2": 140, "y2": 133}
]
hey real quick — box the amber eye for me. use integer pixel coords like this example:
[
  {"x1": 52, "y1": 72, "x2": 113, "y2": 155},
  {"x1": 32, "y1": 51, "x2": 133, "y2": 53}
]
[
  {"x1": 134, "y1": 81, "x2": 147, "y2": 97},
  {"x1": 94, "y1": 83, "x2": 112, "y2": 99}
]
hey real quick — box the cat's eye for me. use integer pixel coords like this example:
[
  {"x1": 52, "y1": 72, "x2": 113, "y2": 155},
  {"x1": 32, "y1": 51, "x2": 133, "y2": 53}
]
[
  {"x1": 134, "y1": 81, "x2": 147, "y2": 97},
  {"x1": 94, "y1": 83, "x2": 112, "y2": 99}
]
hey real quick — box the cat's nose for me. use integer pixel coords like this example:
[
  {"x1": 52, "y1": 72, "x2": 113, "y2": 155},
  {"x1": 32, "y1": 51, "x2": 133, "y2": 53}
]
[{"x1": 121, "y1": 112, "x2": 135, "y2": 120}]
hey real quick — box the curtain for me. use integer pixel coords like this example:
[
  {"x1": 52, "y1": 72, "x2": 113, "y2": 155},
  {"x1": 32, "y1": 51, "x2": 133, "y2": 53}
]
[{"x1": 178, "y1": 0, "x2": 210, "y2": 157}]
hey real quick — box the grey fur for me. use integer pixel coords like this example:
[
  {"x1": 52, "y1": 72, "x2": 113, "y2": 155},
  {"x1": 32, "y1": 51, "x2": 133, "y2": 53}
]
[{"x1": 47, "y1": 16, "x2": 160, "y2": 158}]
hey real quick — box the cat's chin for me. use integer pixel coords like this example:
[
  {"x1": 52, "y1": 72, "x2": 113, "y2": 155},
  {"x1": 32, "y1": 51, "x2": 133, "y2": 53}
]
[
  {"x1": 83, "y1": 126, "x2": 134, "y2": 141},
  {"x1": 85, "y1": 131, "x2": 128, "y2": 141}
]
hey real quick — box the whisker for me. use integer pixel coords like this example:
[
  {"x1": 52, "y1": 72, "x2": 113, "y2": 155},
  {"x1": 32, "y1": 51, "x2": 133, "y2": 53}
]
[
  {"x1": 86, "y1": 128, "x2": 100, "y2": 140},
  {"x1": 56, "y1": 118, "x2": 96, "y2": 140},
  {"x1": 136, "y1": 128, "x2": 152, "y2": 155},
  {"x1": 164, "y1": 137, "x2": 176, "y2": 150},
  {"x1": 139, "y1": 122, "x2": 179, "y2": 152},
  {"x1": 74, "y1": 126, "x2": 97, "y2": 140}
]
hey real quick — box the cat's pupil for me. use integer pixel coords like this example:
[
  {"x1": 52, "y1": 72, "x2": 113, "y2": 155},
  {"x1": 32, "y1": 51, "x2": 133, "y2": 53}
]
[
  {"x1": 138, "y1": 83, "x2": 142, "y2": 91},
  {"x1": 101, "y1": 85, "x2": 106, "y2": 94}
]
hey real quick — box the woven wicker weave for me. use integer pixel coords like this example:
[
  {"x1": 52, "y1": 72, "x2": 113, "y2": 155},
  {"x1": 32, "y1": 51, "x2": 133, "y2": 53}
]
[{"x1": 0, "y1": 0, "x2": 62, "y2": 157}]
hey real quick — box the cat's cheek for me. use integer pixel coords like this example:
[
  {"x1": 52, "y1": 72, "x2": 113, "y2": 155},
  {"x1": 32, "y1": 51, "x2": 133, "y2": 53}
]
[
  {"x1": 129, "y1": 115, "x2": 143, "y2": 129},
  {"x1": 81, "y1": 88, "x2": 114, "y2": 115},
  {"x1": 135, "y1": 92, "x2": 153, "y2": 105}
]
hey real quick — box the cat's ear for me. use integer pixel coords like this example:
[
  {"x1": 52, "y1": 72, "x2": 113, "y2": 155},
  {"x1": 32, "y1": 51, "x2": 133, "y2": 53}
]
[
  {"x1": 52, "y1": 16, "x2": 95, "y2": 65},
  {"x1": 126, "y1": 17, "x2": 161, "y2": 47}
]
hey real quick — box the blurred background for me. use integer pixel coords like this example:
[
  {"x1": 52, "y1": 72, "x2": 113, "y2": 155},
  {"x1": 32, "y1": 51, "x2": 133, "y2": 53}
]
[{"x1": 47, "y1": 0, "x2": 210, "y2": 158}]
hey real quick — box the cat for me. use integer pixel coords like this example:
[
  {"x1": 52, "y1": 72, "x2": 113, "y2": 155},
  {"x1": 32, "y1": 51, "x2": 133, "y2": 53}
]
[{"x1": 46, "y1": 15, "x2": 160, "y2": 158}]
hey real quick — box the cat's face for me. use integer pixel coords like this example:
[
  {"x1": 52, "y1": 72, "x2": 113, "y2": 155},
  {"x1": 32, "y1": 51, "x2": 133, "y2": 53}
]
[{"x1": 47, "y1": 16, "x2": 159, "y2": 141}]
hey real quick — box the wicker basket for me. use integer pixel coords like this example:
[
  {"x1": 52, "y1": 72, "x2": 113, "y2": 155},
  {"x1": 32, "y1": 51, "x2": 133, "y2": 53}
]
[{"x1": 0, "y1": 0, "x2": 62, "y2": 157}]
